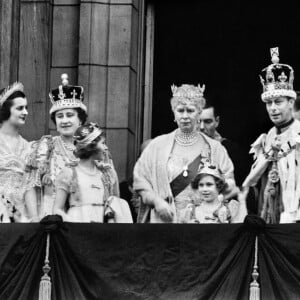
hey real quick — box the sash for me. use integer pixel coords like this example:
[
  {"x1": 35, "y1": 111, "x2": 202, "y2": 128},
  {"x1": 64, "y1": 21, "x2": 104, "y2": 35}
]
[{"x1": 170, "y1": 154, "x2": 203, "y2": 198}]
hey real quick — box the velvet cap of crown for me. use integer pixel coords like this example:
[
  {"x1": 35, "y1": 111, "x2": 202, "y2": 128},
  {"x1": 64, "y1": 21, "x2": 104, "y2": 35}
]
[
  {"x1": 74, "y1": 122, "x2": 103, "y2": 150},
  {"x1": 49, "y1": 73, "x2": 87, "y2": 114},
  {"x1": 260, "y1": 47, "x2": 296, "y2": 102},
  {"x1": 197, "y1": 163, "x2": 225, "y2": 182}
]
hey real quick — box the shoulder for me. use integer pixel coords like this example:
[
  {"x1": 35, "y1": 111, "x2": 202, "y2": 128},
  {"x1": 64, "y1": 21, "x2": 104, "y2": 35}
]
[
  {"x1": 200, "y1": 132, "x2": 223, "y2": 147},
  {"x1": 57, "y1": 166, "x2": 74, "y2": 180},
  {"x1": 149, "y1": 131, "x2": 175, "y2": 145}
]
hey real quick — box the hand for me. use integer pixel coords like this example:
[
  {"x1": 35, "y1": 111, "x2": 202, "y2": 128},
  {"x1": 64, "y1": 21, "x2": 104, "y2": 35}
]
[
  {"x1": 42, "y1": 173, "x2": 52, "y2": 186},
  {"x1": 217, "y1": 206, "x2": 229, "y2": 223},
  {"x1": 154, "y1": 198, "x2": 174, "y2": 222}
]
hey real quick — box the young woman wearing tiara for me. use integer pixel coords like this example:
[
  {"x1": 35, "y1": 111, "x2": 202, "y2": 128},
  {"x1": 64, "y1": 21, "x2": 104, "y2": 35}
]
[
  {"x1": 0, "y1": 82, "x2": 38, "y2": 222},
  {"x1": 53, "y1": 122, "x2": 133, "y2": 223}
]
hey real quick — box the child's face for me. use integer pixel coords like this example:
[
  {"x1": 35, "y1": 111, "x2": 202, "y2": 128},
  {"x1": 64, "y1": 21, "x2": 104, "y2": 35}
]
[{"x1": 198, "y1": 175, "x2": 219, "y2": 202}]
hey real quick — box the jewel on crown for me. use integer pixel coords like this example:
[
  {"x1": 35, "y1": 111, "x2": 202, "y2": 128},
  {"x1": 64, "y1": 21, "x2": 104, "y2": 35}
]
[
  {"x1": 197, "y1": 162, "x2": 224, "y2": 181},
  {"x1": 259, "y1": 47, "x2": 296, "y2": 102}
]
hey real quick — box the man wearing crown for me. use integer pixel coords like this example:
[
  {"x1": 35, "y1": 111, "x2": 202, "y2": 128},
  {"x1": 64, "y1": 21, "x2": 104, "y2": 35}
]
[{"x1": 243, "y1": 47, "x2": 300, "y2": 223}]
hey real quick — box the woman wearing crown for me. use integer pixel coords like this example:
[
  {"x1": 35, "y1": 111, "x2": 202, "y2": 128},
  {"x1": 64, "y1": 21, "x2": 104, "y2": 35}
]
[
  {"x1": 53, "y1": 122, "x2": 132, "y2": 223},
  {"x1": 134, "y1": 84, "x2": 238, "y2": 223},
  {"x1": 0, "y1": 82, "x2": 38, "y2": 222},
  {"x1": 27, "y1": 74, "x2": 88, "y2": 218}
]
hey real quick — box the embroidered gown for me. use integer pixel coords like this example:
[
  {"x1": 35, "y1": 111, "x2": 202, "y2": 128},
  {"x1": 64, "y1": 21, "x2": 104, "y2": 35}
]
[
  {"x1": 0, "y1": 134, "x2": 33, "y2": 222},
  {"x1": 28, "y1": 135, "x2": 79, "y2": 217}
]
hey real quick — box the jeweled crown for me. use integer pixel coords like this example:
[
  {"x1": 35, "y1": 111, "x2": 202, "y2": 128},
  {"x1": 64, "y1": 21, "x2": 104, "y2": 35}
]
[
  {"x1": 74, "y1": 122, "x2": 103, "y2": 150},
  {"x1": 197, "y1": 163, "x2": 224, "y2": 181},
  {"x1": 171, "y1": 84, "x2": 205, "y2": 100},
  {"x1": 260, "y1": 47, "x2": 296, "y2": 102},
  {"x1": 49, "y1": 74, "x2": 87, "y2": 114}
]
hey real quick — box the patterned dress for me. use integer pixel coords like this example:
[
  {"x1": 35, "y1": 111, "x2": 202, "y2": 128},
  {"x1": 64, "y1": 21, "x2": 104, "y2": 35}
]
[
  {"x1": 0, "y1": 134, "x2": 33, "y2": 222},
  {"x1": 28, "y1": 135, "x2": 79, "y2": 217}
]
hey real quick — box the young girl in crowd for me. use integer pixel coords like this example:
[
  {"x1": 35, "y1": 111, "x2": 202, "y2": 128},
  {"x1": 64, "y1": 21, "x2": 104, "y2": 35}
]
[
  {"x1": 190, "y1": 164, "x2": 245, "y2": 223},
  {"x1": 53, "y1": 122, "x2": 133, "y2": 223},
  {"x1": 0, "y1": 82, "x2": 38, "y2": 222}
]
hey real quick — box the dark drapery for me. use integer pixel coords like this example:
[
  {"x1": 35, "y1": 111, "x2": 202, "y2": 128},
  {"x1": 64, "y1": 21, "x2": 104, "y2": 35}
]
[{"x1": 1, "y1": 217, "x2": 300, "y2": 300}]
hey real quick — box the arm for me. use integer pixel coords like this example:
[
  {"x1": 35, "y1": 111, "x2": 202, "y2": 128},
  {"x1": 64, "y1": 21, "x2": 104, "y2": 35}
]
[
  {"x1": 133, "y1": 144, "x2": 174, "y2": 222},
  {"x1": 53, "y1": 167, "x2": 72, "y2": 221},
  {"x1": 53, "y1": 188, "x2": 70, "y2": 221},
  {"x1": 24, "y1": 188, "x2": 39, "y2": 222}
]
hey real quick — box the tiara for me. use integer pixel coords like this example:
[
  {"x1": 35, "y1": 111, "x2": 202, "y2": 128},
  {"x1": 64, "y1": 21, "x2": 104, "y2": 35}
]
[
  {"x1": 74, "y1": 122, "x2": 103, "y2": 150},
  {"x1": 0, "y1": 82, "x2": 24, "y2": 106},
  {"x1": 171, "y1": 84, "x2": 205, "y2": 99}
]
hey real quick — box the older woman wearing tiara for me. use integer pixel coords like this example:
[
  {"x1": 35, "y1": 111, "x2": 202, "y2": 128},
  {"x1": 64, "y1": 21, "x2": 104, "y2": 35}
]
[
  {"x1": 54, "y1": 122, "x2": 133, "y2": 223},
  {"x1": 0, "y1": 82, "x2": 38, "y2": 222},
  {"x1": 134, "y1": 84, "x2": 238, "y2": 223}
]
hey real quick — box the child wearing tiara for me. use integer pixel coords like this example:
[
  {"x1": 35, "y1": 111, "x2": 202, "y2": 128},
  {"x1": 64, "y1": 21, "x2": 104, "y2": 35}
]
[
  {"x1": 189, "y1": 164, "x2": 246, "y2": 223},
  {"x1": 53, "y1": 122, "x2": 133, "y2": 223}
]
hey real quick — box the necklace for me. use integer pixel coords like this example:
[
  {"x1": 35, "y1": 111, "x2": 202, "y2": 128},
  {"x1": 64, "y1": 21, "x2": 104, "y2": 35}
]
[
  {"x1": 175, "y1": 130, "x2": 199, "y2": 146},
  {"x1": 60, "y1": 137, "x2": 76, "y2": 152}
]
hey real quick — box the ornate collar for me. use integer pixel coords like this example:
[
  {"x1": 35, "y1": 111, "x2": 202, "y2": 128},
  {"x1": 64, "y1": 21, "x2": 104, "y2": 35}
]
[{"x1": 275, "y1": 118, "x2": 294, "y2": 134}]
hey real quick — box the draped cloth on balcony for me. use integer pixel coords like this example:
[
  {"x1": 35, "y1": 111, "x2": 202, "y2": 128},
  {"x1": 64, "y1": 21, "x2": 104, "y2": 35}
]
[{"x1": 1, "y1": 215, "x2": 300, "y2": 299}]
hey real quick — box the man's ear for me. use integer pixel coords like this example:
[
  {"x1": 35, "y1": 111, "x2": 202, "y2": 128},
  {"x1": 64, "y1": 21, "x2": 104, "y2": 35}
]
[{"x1": 215, "y1": 116, "x2": 220, "y2": 128}]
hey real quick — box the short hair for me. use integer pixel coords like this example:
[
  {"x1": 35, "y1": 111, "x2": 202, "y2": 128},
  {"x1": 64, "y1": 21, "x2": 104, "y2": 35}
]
[
  {"x1": 191, "y1": 173, "x2": 228, "y2": 194},
  {"x1": 74, "y1": 134, "x2": 103, "y2": 159},
  {"x1": 203, "y1": 100, "x2": 220, "y2": 118},
  {"x1": 0, "y1": 90, "x2": 26, "y2": 123},
  {"x1": 50, "y1": 107, "x2": 88, "y2": 125},
  {"x1": 294, "y1": 91, "x2": 300, "y2": 112}
]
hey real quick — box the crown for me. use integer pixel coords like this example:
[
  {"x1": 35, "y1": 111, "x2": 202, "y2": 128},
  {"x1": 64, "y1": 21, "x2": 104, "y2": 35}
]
[
  {"x1": 171, "y1": 84, "x2": 205, "y2": 100},
  {"x1": 49, "y1": 74, "x2": 87, "y2": 114},
  {"x1": 259, "y1": 47, "x2": 296, "y2": 102},
  {"x1": 0, "y1": 82, "x2": 24, "y2": 106},
  {"x1": 74, "y1": 122, "x2": 103, "y2": 150},
  {"x1": 197, "y1": 163, "x2": 224, "y2": 181}
]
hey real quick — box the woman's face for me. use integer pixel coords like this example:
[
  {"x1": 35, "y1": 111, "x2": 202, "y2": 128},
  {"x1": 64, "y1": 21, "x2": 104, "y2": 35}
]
[
  {"x1": 55, "y1": 108, "x2": 81, "y2": 137},
  {"x1": 198, "y1": 175, "x2": 219, "y2": 203},
  {"x1": 8, "y1": 97, "x2": 28, "y2": 127},
  {"x1": 173, "y1": 103, "x2": 200, "y2": 133}
]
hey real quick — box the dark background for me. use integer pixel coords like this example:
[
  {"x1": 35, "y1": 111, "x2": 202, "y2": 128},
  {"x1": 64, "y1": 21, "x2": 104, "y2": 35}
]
[{"x1": 151, "y1": 0, "x2": 300, "y2": 152}]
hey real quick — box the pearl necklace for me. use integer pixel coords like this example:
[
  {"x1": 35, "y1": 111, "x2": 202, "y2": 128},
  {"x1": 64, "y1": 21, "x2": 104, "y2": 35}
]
[
  {"x1": 60, "y1": 137, "x2": 76, "y2": 152},
  {"x1": 175, "y1": 130, "x2": 199, "y2": 146}
]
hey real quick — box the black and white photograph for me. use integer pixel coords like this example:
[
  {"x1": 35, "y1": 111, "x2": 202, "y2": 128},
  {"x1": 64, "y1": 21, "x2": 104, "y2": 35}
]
[{"x1": 0, "y1": 0, "x2": 300, "y2": 299}]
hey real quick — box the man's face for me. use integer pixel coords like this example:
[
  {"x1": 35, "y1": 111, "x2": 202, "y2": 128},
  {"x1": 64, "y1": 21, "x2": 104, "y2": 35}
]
[
  {"x1": 199, "y1": 107, "x2": 219, "y2": 138},
  {"x1": 265, "y1": 96, "x2": 294, "y2": 126}
]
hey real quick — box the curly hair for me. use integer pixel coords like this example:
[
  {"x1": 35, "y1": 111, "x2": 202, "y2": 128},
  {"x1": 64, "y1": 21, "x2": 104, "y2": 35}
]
[
  {"x1": 0, "y1": 90, "x2": 26, "y2": 123},
  {"x1": 50, "y1": 107, "x2": 87, "y2": 125},
  {"x1": 191, "y1": 173, "x2": 228, "y2": 194}
]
